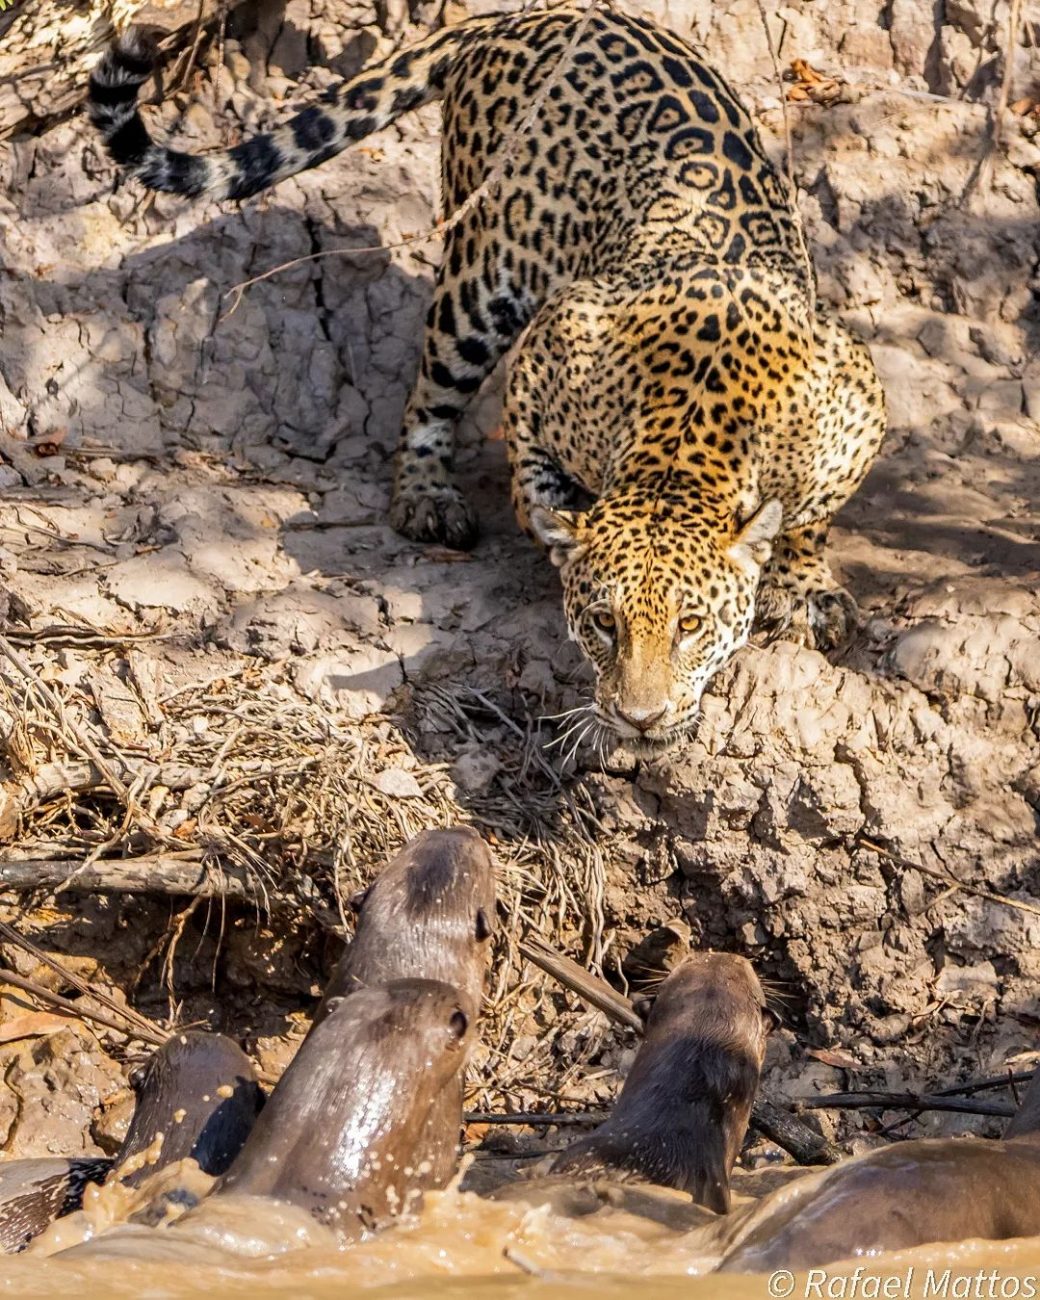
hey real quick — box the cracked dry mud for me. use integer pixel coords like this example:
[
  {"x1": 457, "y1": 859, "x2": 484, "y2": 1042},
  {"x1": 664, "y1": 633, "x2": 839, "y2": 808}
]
[{"x1": 0, "y1": 0, "x2": 1039, "y2": 1165}]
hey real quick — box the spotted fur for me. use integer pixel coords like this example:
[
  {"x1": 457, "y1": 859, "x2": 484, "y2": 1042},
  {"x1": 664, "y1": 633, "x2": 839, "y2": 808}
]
[{"x1": 88, "y1": 8, "x2": 886, "y2": 751}]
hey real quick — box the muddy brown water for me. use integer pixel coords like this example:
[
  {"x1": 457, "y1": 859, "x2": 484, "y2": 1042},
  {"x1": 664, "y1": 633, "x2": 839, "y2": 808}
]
[{"x1": 9, "y1": 1163, "x2": 1040, "y2": 1299}]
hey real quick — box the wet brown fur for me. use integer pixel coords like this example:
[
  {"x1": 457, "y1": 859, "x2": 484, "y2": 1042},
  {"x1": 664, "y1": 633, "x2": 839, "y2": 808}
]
[
  {"x1": 308, "y1": 827, "x2": 495, "y2": 1188},
  {"x1": 212, "y1": 980, "x2": 473, "y2": 1234},
  {"x1": 552, "y1": 952, "x2": 769, "y2": 1212},
  {"x1": 118, "y1": 1031, "x2": 265, "y2": 1187},
  {"x1": 716, "y1": 1068, "x2": 1040, "y2": 1271}
]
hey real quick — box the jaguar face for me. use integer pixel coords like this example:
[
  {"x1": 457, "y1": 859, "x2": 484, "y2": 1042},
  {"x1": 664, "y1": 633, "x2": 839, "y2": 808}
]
[{"x1": 532, "y1": 495, "x2": 782, "y2": 753}]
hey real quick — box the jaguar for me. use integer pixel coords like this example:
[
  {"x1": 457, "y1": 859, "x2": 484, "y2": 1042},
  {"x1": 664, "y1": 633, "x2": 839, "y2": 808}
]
[{"x1": 88, "y1": 4, "x2": 886, "y2": 752}]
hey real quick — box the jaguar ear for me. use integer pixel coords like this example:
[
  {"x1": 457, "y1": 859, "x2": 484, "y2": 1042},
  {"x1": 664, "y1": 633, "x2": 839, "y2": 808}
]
[
  {"x1": 529, "y1": 507, "x2": 586, "y2": 567},
  {"x1": 729, "y1": 498, "x2": 782, "y2": 572}
]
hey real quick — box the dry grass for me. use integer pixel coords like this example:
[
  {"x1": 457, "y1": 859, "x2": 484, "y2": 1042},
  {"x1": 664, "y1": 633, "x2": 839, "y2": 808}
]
[{"x1": 0, "y1": 631, "x2": 621, "y2": 1110}]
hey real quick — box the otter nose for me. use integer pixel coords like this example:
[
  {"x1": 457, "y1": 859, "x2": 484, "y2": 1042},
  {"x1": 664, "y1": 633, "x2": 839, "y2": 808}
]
[{"x1": 615, "y1": 703, "x2": 667, "y2": 732}]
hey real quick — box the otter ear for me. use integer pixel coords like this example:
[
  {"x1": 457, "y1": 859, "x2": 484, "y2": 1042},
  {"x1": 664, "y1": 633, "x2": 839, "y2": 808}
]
[
  {"x1": 729, "y1": 499, "x2": 783, "y2": 572},
  {"x1": 632, "y1": 994, "x2": 654, "y2": 1024},
  {"x1": 348, "y1": 884, "x2": 372, "y2": 914},
  {"x1": 529, "y1": 507, "x2": 586, "y2": 567}
]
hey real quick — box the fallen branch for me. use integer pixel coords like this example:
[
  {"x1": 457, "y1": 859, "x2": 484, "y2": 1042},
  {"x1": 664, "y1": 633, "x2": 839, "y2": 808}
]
[
  {"x1": 0, "y1": 966, "x2": 168, "y2": 1048},
  {"x1": 861, "y1": 836, "x2": 1040, "y2": 922},
  {"x1": 0, "y1": 760, "x2": 210, "y2": 836},
  {"x1": 0, "y1": 853, "x2": 256, "y2": 901},
  {"x1": 520, "y1": 934, "x2": 841, "y2": 1165},
  {"x1": 750, "y1": 1097, "x2": 843, "y2": 1165},
  {"x1": 795, "y1": 1091, "x2": 1015, "y2": 1118},
  {"x1": 466, "y1": 1110, "x2": 605, "y2": 1127},
  {"x1": 520, "y1": 936, "x2": 643, "y2": 1032},
  {"x1": 4, "y1": 625, "x2": 168, "y2": 648}
]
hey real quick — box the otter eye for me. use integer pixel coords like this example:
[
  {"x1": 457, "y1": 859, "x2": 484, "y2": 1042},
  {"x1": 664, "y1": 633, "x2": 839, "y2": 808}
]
[
  {"x1": 591, "y1": 610, "x2": 616, "y2": 636},
  {"x1": 678, "y1": 613, "x2": 702, "y2": 638}
]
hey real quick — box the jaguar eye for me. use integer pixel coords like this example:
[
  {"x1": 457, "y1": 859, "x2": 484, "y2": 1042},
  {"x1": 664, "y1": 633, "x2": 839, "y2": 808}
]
[
  {"x1": 678, "y1": 613, "x2": 702, "y2": 637},
  {"x1": 592, "y1": 610, "x2": 616, "y2": 636}
]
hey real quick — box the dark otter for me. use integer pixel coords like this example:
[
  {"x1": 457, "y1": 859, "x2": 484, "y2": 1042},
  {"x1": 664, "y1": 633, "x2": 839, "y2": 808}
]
[
  {"x1": 0, "y1": 1158, "x2": 111, "y2": 1253},
  {"x1": 310, "y1": 827, "x2": 495, "y2": 1187},
  {"x1": 0, "y1": 1032, "x2": 263, "y2": 1251},
  {"x1": 551, "y1": 952, "x2": 770, "y2": 1213},
  {"x1": 315, "y1": 827, "x2": 495, "y2": 1014},
  {"x1": 210, "y1": 979, "x2": 473, "y2": 1233},
  {"x1": 116, "y1": 1031, "x2": 265, "y2": 1186},
  {"x1": 716, "y1": 1066, "x2": 1040, "y2": 1272}
]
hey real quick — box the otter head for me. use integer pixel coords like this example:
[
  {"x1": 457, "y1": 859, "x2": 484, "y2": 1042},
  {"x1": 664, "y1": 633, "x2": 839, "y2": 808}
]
[{"x1": 532, "y1": 493, "x2": 781, "y2": 753}]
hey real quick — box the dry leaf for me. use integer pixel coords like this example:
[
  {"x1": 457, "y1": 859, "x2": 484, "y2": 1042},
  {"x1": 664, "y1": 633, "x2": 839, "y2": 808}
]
[
  {"x1": 786, "y1": 58, "x2": 843, "y2": 106},
  {"x1": 0, "y1": 1011, "x2": 71, "y2": 1044},
  {"x1": 790, "y1": 57, "x2": 826, "y2": 84},
  {"x1": 808, "y1": 1046, "x2": 858, "y2": 1070}
]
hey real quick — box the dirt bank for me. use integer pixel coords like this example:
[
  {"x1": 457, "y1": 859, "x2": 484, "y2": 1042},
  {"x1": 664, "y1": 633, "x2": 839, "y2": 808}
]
[{"x1": 0, "y1": 0, "x2": 1038, "y2": 1164}]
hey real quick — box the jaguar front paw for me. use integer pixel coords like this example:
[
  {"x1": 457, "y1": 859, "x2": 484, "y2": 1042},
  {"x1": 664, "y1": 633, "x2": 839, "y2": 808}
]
[
  {"x1": 754, "y1": 582, "x2": 859, "y2": 651},
  {"x1": 389, "y1": 484, "x2": 479, "y2": 551},
  {"x1": 807, "y1": 585, "x2": 860, "y2": 651}
]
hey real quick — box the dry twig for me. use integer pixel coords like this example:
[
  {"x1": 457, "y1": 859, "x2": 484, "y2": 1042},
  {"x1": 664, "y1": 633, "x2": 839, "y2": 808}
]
[
  {"x1": 0, "y1": 966, "x2": 168, "y2": 1048},
  {"x1": 796, "y1": 1091, "x2": 1015, "y2": 1119},
  {"x1": 861, "y1": 836, "x2": 1040, "y2": 922}
]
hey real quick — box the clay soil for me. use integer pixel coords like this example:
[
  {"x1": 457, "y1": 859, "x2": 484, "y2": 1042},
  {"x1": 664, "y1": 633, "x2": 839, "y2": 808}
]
[{"x1": 0, "y1": 0, "x2": 1039, "y2": 1169}]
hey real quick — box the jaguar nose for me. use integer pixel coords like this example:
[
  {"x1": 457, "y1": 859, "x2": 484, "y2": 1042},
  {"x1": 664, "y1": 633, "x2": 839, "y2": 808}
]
[{"x1": 614, "y1": 703, "x2": 667, "y2": 733}]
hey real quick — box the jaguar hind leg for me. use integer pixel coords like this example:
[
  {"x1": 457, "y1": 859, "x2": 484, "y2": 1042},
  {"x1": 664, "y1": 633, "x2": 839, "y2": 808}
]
[{"x1": 755, "y1": 521, "x2": 859, "y2": 651}]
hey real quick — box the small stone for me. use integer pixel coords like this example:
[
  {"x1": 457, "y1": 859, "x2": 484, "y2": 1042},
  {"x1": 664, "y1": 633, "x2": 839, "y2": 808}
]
[
  {"x1": 450, "y1": 747, "x2": 501, "y2": 795},
  {"x1": 935, "y1": 960, "x2": 999, "y2": 1001},
  {"x1": 371, "y1": 768, "x2": 424, "y2": 798}
]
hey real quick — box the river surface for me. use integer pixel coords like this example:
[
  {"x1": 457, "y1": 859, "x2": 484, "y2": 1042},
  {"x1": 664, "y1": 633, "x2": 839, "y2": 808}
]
[{"x1": 6, "y1": 1162, "x2": 1040, "y2": 1300}]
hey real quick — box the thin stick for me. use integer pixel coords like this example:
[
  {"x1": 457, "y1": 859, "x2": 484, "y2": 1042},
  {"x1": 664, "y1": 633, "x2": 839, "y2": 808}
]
[
  {"x1": 957, "y1": 0, "x2": 1024, "y2": 206},
  {"x1": 4, "y1": 626, "x2": 167, "y2": 648},
  {"x1": 934, "y1": 1069, "x2": 1036, "y2": 1097},
  {"x1": 795, "y1": 1091, "x2": 1015, "y2": 1119},
  {"x1": 0, "y1": 966, "x2": 168, "y2": 1047},
  {"x1": 520, "y1": 936, "x2": 643, "y2": 1032},
  {"x1": 222, "y1": 1, "x2": 602, "y2": 316},
  {"x1": 0, "y1": 918, "x2": 161, "y2": 1041},
  {"x1": 754, "y1": 0, "x2": 815, "y2": 324},
  {"x1": 861, "y1": 836, "x2": 1040, "y2": 922},
  {"x1": 755, "y1": 0, "x2": 794, "y2": 194},
  {"x1": 993, "y1": 0, "x2": 1024, "y2": 149},
  {"x1": 466, "y1": 1110, "x2": 605, "y2": 1126}
]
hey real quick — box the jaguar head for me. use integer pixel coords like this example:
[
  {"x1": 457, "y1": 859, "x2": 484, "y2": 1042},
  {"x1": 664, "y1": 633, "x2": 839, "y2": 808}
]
[{"x1": 532, "y1": 494, "x2": 782, "y2": 753}]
